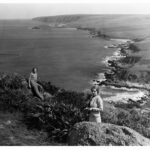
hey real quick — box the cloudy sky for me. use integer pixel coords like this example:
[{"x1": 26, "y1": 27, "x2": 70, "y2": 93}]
[{"x1": 0, "y1": 0, "x2": 150, "y2": 19}]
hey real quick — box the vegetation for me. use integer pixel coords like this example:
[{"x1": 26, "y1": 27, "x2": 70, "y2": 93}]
[
  {"x1": 118, "y1": 56, "x2": 141, "y2": 65},
  {"x1": 129, "y1": 43, "x2": 141, "y2": 53},
  {"x1": 103, "y1": 42, "x2": 144, "y2": 84},
  {"x1": 0, "y1": 73, "x2": 89, "y2": 143},
  {"x1": 0, "y1": 72, "x2": 150, "y2": 144},
  {"x1": 33, "y1": 14, "x2": 150, "y2": 40},
  {"x1": 77, "y1": 27, "x2": 110, "y2": 39},
  {"x1": 101, "y1": 105, "x2": 150, "y2": 139}
]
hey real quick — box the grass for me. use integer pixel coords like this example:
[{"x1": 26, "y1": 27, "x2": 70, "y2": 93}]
[
  {"x1": 0, "y1": 73, "x2": 89, "y2": 144},
  {"x1": 0, "y1": 112, "x2": 50, "y2": 146},
  {"x1": 101, "y1": 103, "x2": 150, "y2": 139},
  {"x1": 0, "y1": 72, "x2": 150, "y2": 145},
  {"x1": 34, "y1": 14, "x2": 150, "y2": 39}
]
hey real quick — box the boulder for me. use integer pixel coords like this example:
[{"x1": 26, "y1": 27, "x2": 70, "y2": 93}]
[{"x1": 68, "y1": 122, "x2": 150, "y2": 146}]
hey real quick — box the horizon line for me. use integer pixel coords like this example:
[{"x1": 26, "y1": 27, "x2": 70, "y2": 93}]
[{"x1": 1, "y1": 13, "x2": 150, "y2": 20}]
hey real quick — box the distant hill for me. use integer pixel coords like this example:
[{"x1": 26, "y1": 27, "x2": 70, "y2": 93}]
[{"x1": 33, "y1": 14, "x2": 150, "y2": 39}]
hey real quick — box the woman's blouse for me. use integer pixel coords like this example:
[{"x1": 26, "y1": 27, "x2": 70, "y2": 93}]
[
  {"x1": 90, "y1": 95, "x2": 103, "y2": 117},
  {"x1": 29, "y1": 72, "x2": 38, "y2": 82}
]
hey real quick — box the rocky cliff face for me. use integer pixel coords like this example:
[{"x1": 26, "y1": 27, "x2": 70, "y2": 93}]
[{"x1": 68, "y1": 122, "x2": 150, "y2": 146}]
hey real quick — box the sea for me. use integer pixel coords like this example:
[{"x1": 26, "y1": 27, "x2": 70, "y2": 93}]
[{"x1": 0, "y1": 20, "x2": 115, "y2": 91}]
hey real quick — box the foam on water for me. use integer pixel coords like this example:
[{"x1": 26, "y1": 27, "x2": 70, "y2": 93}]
[{"x1": 92, "y1": 38, "x2": 150, "y2": 104}]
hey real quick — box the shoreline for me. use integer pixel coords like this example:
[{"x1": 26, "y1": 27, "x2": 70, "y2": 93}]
[{"x1": 89, "y1": 35, "x2": 150, "y2": 105}]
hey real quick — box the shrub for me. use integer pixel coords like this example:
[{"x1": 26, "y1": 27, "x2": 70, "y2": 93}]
[
  {"x1": 0, "y1": 89, "x2": 30, "y2": 112},
  {"x1": 101, "y1": 106, "x2": 150, "y2": 139},
  {"x1": 0, "y1": 73, "x2": 88, "y2": 143},
  {"x1": 23, "y1": 100, "x2": 88, "y2": 143},
  {"x1": 0, "y1": 73, "x2": 26, "y2": 90},
  {"x1": 54, "y1": 90, "x2": 87, "y2": 109},
  {"x1": 114, "y1": 102, "x2": 141, "y2": 109},
  {"x1": 1, "y1": 72, "x2": 150, "y2": 143},
  {"x1": 38, "y1": 81, "x2": 59, "y2": 95}
]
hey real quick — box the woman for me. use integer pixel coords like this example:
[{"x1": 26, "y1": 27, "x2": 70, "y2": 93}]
[
  {"x1": 86, "y1": 86, "x2": 103, "y2": 123},
  {"x1": 28, "y1": 67, "x2": 44, "y2": 100}
]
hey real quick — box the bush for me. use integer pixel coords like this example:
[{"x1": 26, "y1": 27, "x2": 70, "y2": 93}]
[
  {"x1": 54, "y1": 90, "x2": 87, "y2": 109},
  {"x1": 0, "y1": 73, "x2": 26, "y2": 90},
  {"x1": 22, "y1": 89, "x2": 89, "y2": 143},
  {"x1": 1, "y1": 72, "x2": 150, "y2": 143},
  {"x1": 23, "y1": 99, "x2": 88, "y2": 143},
  {"x1": 114, "y1": 102, "x2": 141, "y2": 109},
  {"x1": 0, "y1": 89, "x2": 30, "y2": 112},
  {"x1": 101, "y1": 106, "x2": 150, "y2": 139},
  {"x1": 38, "y1": 81, "x2": 59, "y2": 95},
  {"x1": 0, "y1": 73, "x2": 88, "y2": 143}
]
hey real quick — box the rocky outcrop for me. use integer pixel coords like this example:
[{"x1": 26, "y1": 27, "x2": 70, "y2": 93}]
[{"x1": 68, "y1": 122, "x2": 150, "y2": 146}]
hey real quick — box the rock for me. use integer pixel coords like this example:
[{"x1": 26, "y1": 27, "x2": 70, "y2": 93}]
[{"x1": 68, "y1": 122, "x2": 150, "y2": 146}]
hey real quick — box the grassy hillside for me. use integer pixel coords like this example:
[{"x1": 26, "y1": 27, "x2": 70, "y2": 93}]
[
  {"x1": 0, "y1": 72, "x2": 150, "y2": 145},
  {"x1": 33, "y1": 14, "x2": 150, "y2": 39}
]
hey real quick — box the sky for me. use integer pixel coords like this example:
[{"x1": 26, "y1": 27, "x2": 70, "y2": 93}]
[{"x1": 0, "y1": 1, "x2": 150, "y2": 19}]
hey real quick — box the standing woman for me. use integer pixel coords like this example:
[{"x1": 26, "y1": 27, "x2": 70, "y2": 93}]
[
  {"x1": 87, "y1": 86, "x2": 103, "y2": 123},
  {"x1": 28, "y1": 67, "x2": 44, "y2": 100}
]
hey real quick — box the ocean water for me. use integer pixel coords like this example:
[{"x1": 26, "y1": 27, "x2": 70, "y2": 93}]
[
  {"x1": 0, "y1": 20, "x2": 148, "y2": 105},
  {"x1": 0, "y1": 20, "x2": 116, "y2": 91}
]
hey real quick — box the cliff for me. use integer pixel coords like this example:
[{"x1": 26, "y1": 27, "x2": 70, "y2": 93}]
[{"x1": 33, "y1": 14, "x2": 150, "y2": 39}]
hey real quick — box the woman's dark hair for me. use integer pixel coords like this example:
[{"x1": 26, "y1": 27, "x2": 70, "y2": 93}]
[
  {"x1": 91, "y1": 85, "x2": 100, "y2": 94},
  {"x1": 32, "y1": 67, "x2": 38, "y2": 72}
]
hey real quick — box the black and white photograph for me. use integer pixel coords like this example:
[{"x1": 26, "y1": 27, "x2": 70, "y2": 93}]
[{"x1": 0, "y1": 0, "x2": 150, "y2": 146}]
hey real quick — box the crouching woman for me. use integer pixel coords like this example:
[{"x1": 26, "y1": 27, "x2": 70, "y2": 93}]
[{"x1": 86, "y1": 86, "x2": 103, "y2": 123}]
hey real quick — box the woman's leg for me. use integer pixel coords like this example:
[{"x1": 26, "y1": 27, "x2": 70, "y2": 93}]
[{"x1": 31, "y1": 81, "x2": 44, "y2": 100}]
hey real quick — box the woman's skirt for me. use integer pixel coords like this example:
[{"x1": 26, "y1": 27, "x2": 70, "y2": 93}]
[{"x1": 89, "y1": 113, "x2": 101, "y2": 123}]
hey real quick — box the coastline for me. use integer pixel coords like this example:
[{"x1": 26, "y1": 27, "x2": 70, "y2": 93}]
[
  {"x1": 88, "y1": 34, "x2": 150, "y2": 105},
  {"x1": 36, "y1": 25, "x2": 150, "y2": 106}
]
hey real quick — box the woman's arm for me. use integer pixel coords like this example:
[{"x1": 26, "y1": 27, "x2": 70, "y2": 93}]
[
  {"x1": 28, "y1": 73, "x2": 31, "y2": 88},
  {"x1": 97, "y1": 96, "x2": 103, "y2": 112},
  {"x1": 90, "y1": 96, "x2": 103, "y2": 112}
]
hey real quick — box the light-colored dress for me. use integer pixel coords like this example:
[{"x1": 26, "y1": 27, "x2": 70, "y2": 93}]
[
  {"x1": 89, "y1": 95, "x2": 103, "y2": 123},
  {"x1": 29, "y1": 72, "x2": 44, "y2": 100},
  {"x1": 30, "y1": 72, "x2": 37, "y2": 82}
]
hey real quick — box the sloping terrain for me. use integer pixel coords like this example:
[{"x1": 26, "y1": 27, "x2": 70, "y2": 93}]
[
  {"x1": 0, "y1": 112, "x2": 49, "y2": 145},
  {"x1": 68, "y1": 122, "x2": 150, "y2": 146},
  {"x1": 0, "y1": 73, "x2": 150, "y2": 145},
  {"x1": 33, "y1": 14, "x2": 150, "y2": 39}
]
